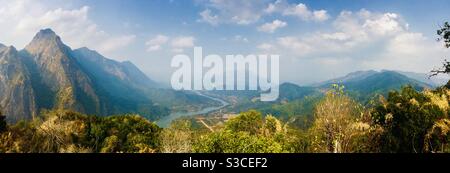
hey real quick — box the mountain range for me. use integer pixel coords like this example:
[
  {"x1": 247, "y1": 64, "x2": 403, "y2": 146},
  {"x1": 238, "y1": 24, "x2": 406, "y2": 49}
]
[
  {"x1": 206, "y1": 69, "x2": 442, "y2": 114},
  {"x1": 0, "y1": 29, "x2": 215, "y2": 122},
  {"x1": 1, "y1": 29, "x2": 447, "y2": 123}
]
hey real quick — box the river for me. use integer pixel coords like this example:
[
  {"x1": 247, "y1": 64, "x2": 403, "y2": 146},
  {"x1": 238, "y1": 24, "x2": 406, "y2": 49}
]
[{"x1": 155, "y1": 91, "x2": 229, "y2": 127}]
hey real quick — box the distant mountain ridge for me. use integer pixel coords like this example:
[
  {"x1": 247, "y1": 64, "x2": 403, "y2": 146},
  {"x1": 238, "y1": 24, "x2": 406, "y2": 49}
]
[
  {"x1": 394, "y1": 70, "x2": 448, "y2": 87},
  {"x1": 317, "y1": 70, "x2": 432, "y2": 88},
  {"x1": 2, "y1": 29, "x2": 446, "y2": 122},
  {"x1": 210, "y1": 70, "x2": 441, "y2": 114},
  {"x1": 311, "y1": 70, "x2": 435, "y2": 102},
  {"x1": 72, "y1": 47, "x2": 160, "y2": 90}
]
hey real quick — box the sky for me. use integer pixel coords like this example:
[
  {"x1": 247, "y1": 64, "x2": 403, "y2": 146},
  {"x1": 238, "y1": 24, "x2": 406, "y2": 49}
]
[{"x1": 0, "y1": 0, "x2": 449, "y2": 85}]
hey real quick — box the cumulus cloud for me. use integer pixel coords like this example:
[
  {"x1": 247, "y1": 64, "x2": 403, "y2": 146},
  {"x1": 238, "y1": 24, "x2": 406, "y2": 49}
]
[
  {"x1": 257, "y1": 43, "x2": 275, "y2": 50},
  {"x1": 264, "y1": 0, "x2": 330, "y2": 22},
  {"x1": 145, "y1": 35, "x2": 169, "y2": 52},
  {"x1": 171, "y1": 36, "x2": 195, "y2": 48},
  {"x1": 0, "y1": 0, "x2": 135, "y2": 57},
  {"x1": 98, "y1": 35, "x2": 136, "y2": 53},
  {"x1": 276, "y1": 9, "x2": 409, "y2": 56},
  {"x1": 282, "y1": 3, "x2": 329, "y2": 22},
  {"x1": 145, "y1": 35, "x2": 195, "y2": 53},
  {"x1": 197, "y1": 0, "x2": 267, "y2": 25},
  {"x1": 257, "y1": 19, "x2": 287, "y2": 33},
  {"x1": 264, "y1": 0, "x2": 283, "y2": 14},
  {"x1": 197, "y1": 0, "x2": 328, "y2": 26},
  {"x1": 277, "y1": 36, "x2": 312, "y2": 55},
  {"x1": 273, "y1": 9, "x2": 448, "y2": 74},
  {"x1": 198, "y1": 9, "x2": 219, "y2": 26}
]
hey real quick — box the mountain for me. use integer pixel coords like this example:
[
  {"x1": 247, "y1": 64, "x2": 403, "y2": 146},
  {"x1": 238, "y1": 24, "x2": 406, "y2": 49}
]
[
  {"x1": 318, "y1": 70, "x2": 431, "y2": 89},
  {"x1": 70, "y1": 47, "x2": 159, "y2": 110},
  {"x1": 21, "y1": 29, "x2": 103, "y2": 115},
  {"x1": 395, "y1": 70, "x2": 449, "y2": 87},
  {"x1": 208, "y1": 82, "x2": 319, "y2": 102},
  {"x1": 204, "y1": 82, "x2": 321, "y2": 115},
  {"x1": 312, "y1": 70, "x2": 379, "y2": 87},
  {"x1": 0, "y1": 29, "x2": 219, "y2": 122},
  {"x1": 72, "y1": 47, "x2": 159, "y2": 90},
  {"x1": 0, "y1": 29, "x2": 223, "y2": 122},
  {"x1": 72, "y1": 47, "x2": 220, "y2": 112},
  {"x1": 317, "y1": 70, "x2": 432, "y2": 101},
  {"x1": 0, "y1": 45, "x2": 37, "y2": 122},
  {"x1": 278, "y1": 83, "x2": 319, "y2": 101}
]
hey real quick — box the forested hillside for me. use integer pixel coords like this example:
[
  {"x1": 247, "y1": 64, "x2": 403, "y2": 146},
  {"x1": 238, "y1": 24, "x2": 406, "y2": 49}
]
[{"x1": 1, "y1": 84, "x2": 449, "y2": 153}]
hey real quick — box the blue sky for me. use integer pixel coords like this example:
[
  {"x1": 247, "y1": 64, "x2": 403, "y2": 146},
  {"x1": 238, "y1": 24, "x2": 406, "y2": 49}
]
[{"x1": 0, "y1": 0, "x2": 449, "y2": 85}]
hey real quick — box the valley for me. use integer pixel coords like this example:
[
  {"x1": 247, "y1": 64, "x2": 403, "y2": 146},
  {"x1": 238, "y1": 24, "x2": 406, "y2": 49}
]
[
  {"x1": 156, "y1": 91, "x2": 230, "y2": 127},
  {"x1": 0, "y1": 29, "x2": 219, "y2": 123},
  {"x1": 1, "y1": 28, "x2": 450, "y2": 153},
  {"x1": 1, "y1": 29, "x2": 443, "y2": 127}
]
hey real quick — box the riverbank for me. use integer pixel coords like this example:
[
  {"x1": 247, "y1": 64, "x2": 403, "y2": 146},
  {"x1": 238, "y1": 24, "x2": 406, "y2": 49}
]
[{"x1": 155, "y1": 91, "x2": 229, "y2": 127}]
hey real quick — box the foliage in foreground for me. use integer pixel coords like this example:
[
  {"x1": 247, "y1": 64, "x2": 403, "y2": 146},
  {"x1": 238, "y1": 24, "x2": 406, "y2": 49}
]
[
  {"x1": 1, "y1": 85, "x2": 450, "y2": 153},
  {"x1": 0, "y1": 110, "x2": 160, "y2": 153},
  {"x1": 372, "y1": 86, "x2": 450, "y2": 153}
]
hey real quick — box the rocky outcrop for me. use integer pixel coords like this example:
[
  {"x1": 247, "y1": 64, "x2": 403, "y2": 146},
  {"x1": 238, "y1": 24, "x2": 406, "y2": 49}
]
[
  {"x1": 0, "y1": 46, "x2": 37, "y2": 122},
  {"x1": 0, "y1": 29, "x2": 165, "y2": 122}
]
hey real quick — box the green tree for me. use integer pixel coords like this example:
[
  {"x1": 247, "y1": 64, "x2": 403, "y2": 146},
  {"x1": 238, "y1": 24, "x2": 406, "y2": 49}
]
[
  {"x1": 194, "y1": 110, "x2": 288, "y2": 153},
  {"x1": 100, "y1": 135, "x2": 120, "y2": 153},
  {"x1": 430, "y1": 22, "x2": 450, "y2": 81},
  {"x1": 310, "y1": 84, "x2": 374, "y2": 153},
  {"x1": 424, "y1": 119, "x2": 450, "y2": 153},
  {"x1": 225, "y1": 110, "x2": 263, "y2": 135},
  {"x1": 0, "y1": 110, "x2": 161, "y2": 153},
  {"x1": 159, "y1": 120, "x2": 193, "y2": 153},
  {"x1": 372, "y1": 86, "x2": 447, "y2": 153},
  {"x1": 193, "y1": 130, "x2": 283, "y2": 153},
  {"x1": 437, "y1": 22, "x2": 450, "y2": 48}
]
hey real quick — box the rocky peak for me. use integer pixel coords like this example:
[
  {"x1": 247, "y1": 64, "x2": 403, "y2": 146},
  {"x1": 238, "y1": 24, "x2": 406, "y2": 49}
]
[
  {"x1": 0, "y1": 43, "x2": 7, "y2": 52},
  {"x1": 32, "y1": 28, "x2": 59, "y2": 42},
  {"x1": 25, "y1": 28, "x2": 68, "y2": 54},
  {"x1": 73, "y1": 47, "x2": 105, "y2": 62},
  {"x1": 0, "y1": 45, "x2": 17, "y2": 56}
]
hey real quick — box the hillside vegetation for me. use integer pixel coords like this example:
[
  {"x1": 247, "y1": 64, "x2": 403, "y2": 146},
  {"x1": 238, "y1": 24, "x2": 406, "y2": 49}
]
[{"x1": 1, "y1": 84, "x2": 449, "y2": 153}]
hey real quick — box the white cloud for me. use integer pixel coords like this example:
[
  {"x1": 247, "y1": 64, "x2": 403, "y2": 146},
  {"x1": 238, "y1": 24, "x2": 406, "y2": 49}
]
[
  {"x1": 277, "y1": 36, "x2": 312, "y2": 55},
  {"x1": 264, "y1": 0, "x2": 329, "y2": 22},
  {"x1": 144, "y1": 35, "x2": 195, "y2": 53},
  {"x1": 145, "y1": 35, "x2": 169, "y2": 52},
  {"x1": 276, "y1": 9, "x2": 410, "y2": 56},
  {"x1": 264, "y1": 0, "x2": 283, "y2": 14},
  {"x1": 98, "y1": 35, "x2": 136, "y2": 53},
  {"x1": 282, "y1": 3, "x2": 330, "y2": 22},
  {"x1": 363, "y1": 32, "x2": 448, "y2": 72},
  {"x1": 362, "y1": 13, "x2": 404, "y2": 36},
  {"x1": 198, "y1": 0, "x2": 329, "y2": 25},
  {"x1": 257, "y1": 43, "x2": 274, "y2": 50},
  {"x1": 273, "y1": 9, "x2": 448, "y2": 74},
  {"x1": 197, "y1": 0, "x2": 267, "y2": 25},
  {"x1": 312, "y1": 10, "x2": 329, "y2": 22},
  {"x1": 0, "y1": 0, "x2": 135, "y2": 58},
  {"x1": 257, "y1": 19, "x2": 287, "y2": 33},
  {"x1": 198, "y1": 9, "x2": 219, "y2": 26},
  {"x1": 283, "y1": 3, "x2": 309, "y2": 19},
  {"x1": 171, "y1": 36, "x2": 195, "y2": 48},
  {"x1": 147, "y1": 45, "x2": 161, "y2": 52}
]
